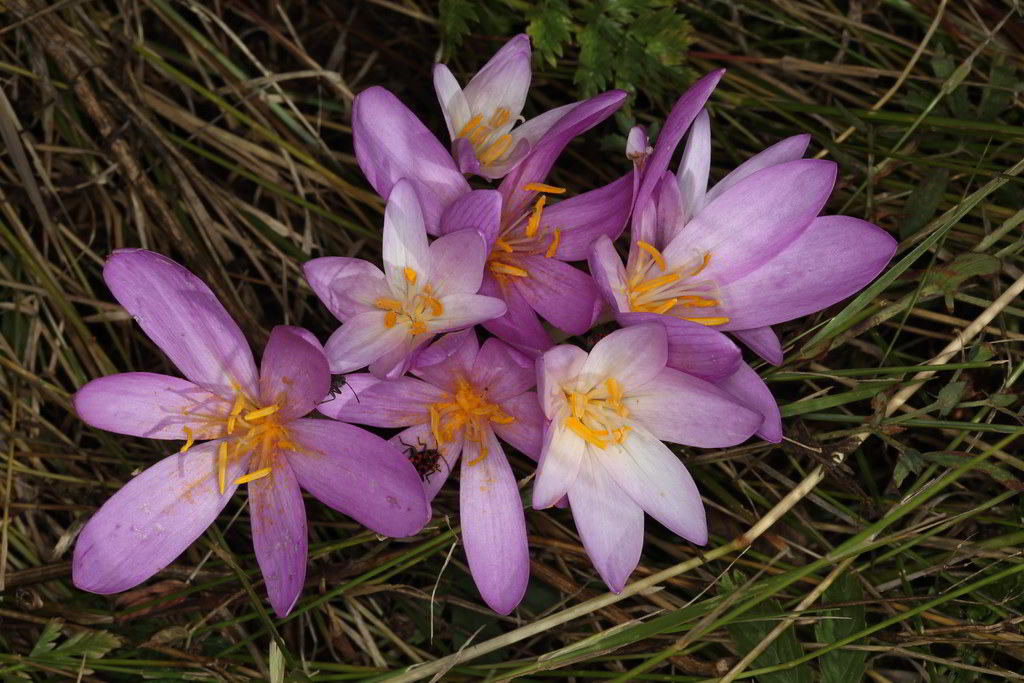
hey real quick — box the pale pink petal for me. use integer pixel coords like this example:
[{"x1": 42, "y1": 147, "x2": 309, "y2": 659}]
[
  {"x1": 716, "y1": 363, "x2": 782, "y2": 443},
  {"x1": 410, "y1": 329, "x2": 479, "y2": 393},
  {"x1": 479, "y1": 274, "x2": 553, "y2": 353},
  {"x1": 382, "y1": 179, "x2": 431, "y2": 292},
  {"x1": 429, "y1": 229, "x2": 488, "y2": 297},
  {"x1": 588, "y1": 235, "x2": 630, "y2": 313},
  {"x1": 581, "y1": 324, "x2": 667, "y2": 393},
  {"x1": 317, "y1": 374, "x2": 440, "y2": 427},
  {"x1": 323, "y1": 311, "x2": 408, "y2": 374},
  {"x1": 677, "y1": 108, "x2": 711, "y2": 224},
  {"x1": 103, "y1": 249, "x2": 258, "y2": 399},
  {"x1": 655, "y1": 171, "x2": 686, "y2": 248},
  {"x1": 733, "y1": 327, "x2": 784, "y2": 366},
  {"x1": 462, "y1": 34, "x2": 531, "y2": 118},
  {"x1": 74, "y1": 373, "x2": 230, "y2": 440},
  {"x1": 626, "y1": 125, "x2": 651, "y2": 165},
  {"x1": 460, "y1": 429, "x2": 529, "y2": 614},
  {"x1": 287, "y1": 419, "x2": 430, "y2": 537},
  {"x1": 72, "y1": 441, "x2": 247, "y2": 594},
  {"x1": 250, "y1": 457, "x2": 307, "y2": 617},
  {"x1": 493, "y1": 391, "x2": 545, "y2": 461},
  {"x1": 368, "y1": 334, "x2": 425, "y2": 380},
  {"x1": 392, "y1": 423, "x2": 463, "y2": 501},
  {"x1": 705, "y1": 134, "x2": 811, "y2": 205},
  {"x1": 431, "y1": 293, "x2": 507, "y2": 332},
  {"x1": 470, "y1": 338, "x2": 535, "y2": 402},
  {"x1": 618, "y1": 312, "x2": 741, "y2": 382},
  {"x1": 533, "y1": 410, "x2": 585, "y2": 508},
  {"x1": 538, "y1": 173, "x2": 634, "y2": 261},
  {"x1": 433, "y1": 63, "x2": 470, "y2": 138},
  {"x1": 515, "y1": 256, "x2": 601, "y2": 336},
  {"x1": 259, "y1": 326, "x2": 330, "y2": 421},
  {"x1": 303, "y1": 257, "x2": 387, "y2": 322},
  {"x1": 537, "y1": 345, "x2": 587, "y2": 417}
]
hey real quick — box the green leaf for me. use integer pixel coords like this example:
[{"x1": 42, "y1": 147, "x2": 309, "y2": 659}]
[
  {"x1": 922, "y1": 252, "x2": 1001, "y2": 309},
  {"x1": 526, "y1": 0, "x2": 572, "y2": 67},
  {"x1": 900, "y1": 168, "x2": 949, "y2": 239},
  {"x1": 892, "y1": 449, "x2": 925, "y2": 488},
  {"x1": 936, "y1": 380, "x2": 967, "y2": 416},
  {"x1": 439, "y1": 0, "x2": 480, "y2": 49},
  {"x1": 28, "y1": 620, "x2": 63, "y2": 657},
  {"x1": 815, "y1": 574, "x2": 867, "y2": 683}
]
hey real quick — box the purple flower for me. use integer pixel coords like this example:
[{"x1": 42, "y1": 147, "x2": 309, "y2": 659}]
[
  {"x1": 304, "y1": 179, "x2": 507, "y2": 378},
  {"x1": 532, "y1": 324, "x2": 761, "y2": 592},
  {"x1": 433, "y1": 34, "x2": 580, "y2": 179},
  {"x1": 318, "y1": 330, "x2": 545, "y2": 615},
  {"x1": 72, "y1": 250, "x2": 430, "y2": 617}
]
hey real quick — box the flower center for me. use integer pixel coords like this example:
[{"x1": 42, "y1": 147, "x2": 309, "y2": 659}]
[
  {"x1": 562, "y1": 377, "x2": 632, "y2": 450},
  {"x1": 374, "y1": 269, "x2": 444, "y2": 336},
  {"x1": 486, "y1": 183, "x2": 566, "y2": 281},
  {"x1": 456, "y1": 108, "x2": 516, "y2": 166},
  {"x1": 624, "y1": 241, "x2": 729, "y2": 327},
  {"x1": 428, "y1": 378, "x2": 515, "y2": 465}
]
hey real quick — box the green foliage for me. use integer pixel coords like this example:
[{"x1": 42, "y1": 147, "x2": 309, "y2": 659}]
[
  {"x1": 27, "y1": 620, "x2": 122, "y2": 675},
  {"x1": 438, "y1": 0, "x2": 480, "y2": 49},
  {"x1": 814, "y1": 574, "x2": 867, "y2": 683}
]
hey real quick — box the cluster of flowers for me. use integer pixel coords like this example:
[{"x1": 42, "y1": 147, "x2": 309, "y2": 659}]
[{"x1": 72, "y1": 35, "x2": 897, "y2": 618}]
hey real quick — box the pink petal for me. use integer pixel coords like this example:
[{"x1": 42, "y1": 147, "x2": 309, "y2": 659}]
[
  {"x1": 460, "y1": 429, "x2": 529, "y2": 614},
  {"x1": 462, "y1": 34, "x2": 531, "y2": 119},
  {"x1": 323, "y1": 311, "x2": 408, "y2": 374},
  {"x1": 655, "y1": 171, "x2": 686, "y2": 248},
  {"x1": 626, "y1": 368, "x2": 761, "y2": 447},
  {"x1": 533, "y1": 411, "x2": 585, "y2": 508},
  {"x1": 588, "y1": 235, "x2": 630, "y2": 313},
  {"x1": 514, "y1": 256, "x2": 601, "y2": 336},
  {"x1": 429, "y1": 229, "x2": 488, "y2": 297},
  {"x1": 479, "y1": 275, "x2": 553, "y2": 352},
  {"x1": 716, "y1": 363, "x2": 782, "y2": 443},
  {"x1": 705, "y1": 134, "x2": 811, "y2": 205},
  {"x1": 581, "y1": 324, "x2": 667, "y2": 393},
  {"x1": 432, "y1": 293, "x2": 507, "y2": 331},
  {"x1": 567, "y1": 456, "x2": 644, "y2": 593},
  {"x1": 599, "y1": 427, "x2": 707, "y2": 544},
  {"x1": 540, "y1": 173, "x2": 634, "y2": 261},
  {"x1": 382, "y1": 179, "x2": 431, "y2": 292},
  {"x1": 439, "y1": 189, "x2": 502, "y2": 244},
  {"x1": 352, "y1": 87, "x2": 469, "y2": 234},
  {"x1": 733, "y1": 327, "x2": 784, "y2": 366},
  {"x1": 392, "y1": 424, "x2": 463, "y2": 501},
  {"x1": 410, "y1": 329, "x2": 479, "y2": 393},
  {"x1": 492, "y1": 391, "x2": 545, "y2": 461},
  {"x1": 303, "y1": 257, "x2": 386, "y2": 322},
  {"x1": 470, "y1": 338, "x2": 535, "y2": 402},
  {"x1": 72, "y1": 441, "x2": 247, "y2": 594},
  {"x1": 676, "y1": 108, "x2": 711, "y2": 225},
  {"x1": 250, "y1": 457, "x2": 307, "y2": 617},
  {"x1": 103, "y1": 249, "x2": 258, "y2": 399},
  {"x1": 618, "y1": 312, "x2": 741, "y2": 382},
  {"x1": 454, "y1": 136, "x2": 482, "y2": 175},
  {"x1": 537, "y1": 344, "x2": 587, "y2": 417},
  {"x1": 259, "y1": 326, "x2": 330, "y2": 421},
  {"x1": 367, "y1": 334, "x2": 425, "y2": 380},
  {"x1": 74, "y1": 373, "x2": 229, "y2": 440},
  {"x1": 287, "y1": 419, "x2": 430, "y2": 537},
  {"x1": 432, "y1": 63, "x2": 470, "y2": 139},
  {"x1": 318, "y1": 374, "x2": 440, "y2": 427}
]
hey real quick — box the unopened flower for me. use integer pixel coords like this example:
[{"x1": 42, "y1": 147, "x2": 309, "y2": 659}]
[
  {"x1": 305, "y1": 179, "x2": 506, "y2": 378},
  {"x1": 319, "y1": 330, "x2": 544, "y2": 614},
  {"x1": 533, "y1": 324, "x2": 761, "y2": 591},
  {"x1": 73, "y1": 250, "x2": 429, "y2": 617}
]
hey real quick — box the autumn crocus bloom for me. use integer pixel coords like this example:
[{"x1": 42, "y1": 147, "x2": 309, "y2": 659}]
[
  {"x1": 304, "y1": 179, "x2": 506, "y2": 378},
  {"x1": 319, "y1": 330, "x2": 544, "y2": 614},
  {"x1": 72, "y1": 250, "x2": 429, "y2": 617},
  {"x1": 533, "y1": 324, "x2": 761, "y2": 591},
  {"x1": 433, "y1": 34, "x2": 576, "y2": 179}
]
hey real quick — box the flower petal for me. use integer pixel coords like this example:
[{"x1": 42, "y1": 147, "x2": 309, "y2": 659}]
[
  {"x1": 718, "y1": 215, "x2": 898, "y2": 329},
  {"x1": 303, "y1": 257, "x2": 386, "y2": 322},
  {"x1": 479, "y1": 275, "x2": 553, "y2": 353},
  {"x1": 429, "y1": 229, "x2": 488, "y2": 297},
  {"x1": 588, "y1": 235, "x2": 630, "y2": 313},
  {"x1": 74, "y1": 373, "x2": 230, "y2": 440},
  {"x1": 617, "y1": 312, "x2": 741, "y2": 382},
  {"x1": 625, "y1": 368, "x2": 761, "y2": 447},
  {"x1": 260, "y1": 326, "x2": 330, "y2": 421},
  {"x1": 323, "y1": 311, "x2": 408, "y2": 374},
  {"x1": 382, "y1": 179, "x2": 432, "y2": 291},
  {"x1": 705, "y1": 134, "x2": 811, "y2": 205},
  {"x1": 72, "y1": 441, "x2": 246, "y2": 594},
  {"x1": 432, "y1": 63, "x2": 471, "y2": 138},
  {"x1": 439, "y1": 189, "x2": 502, "y2": 245},
  {"x1": 432, "y1": 293, "x2": 507, "y2": 332},
  {"x1": 318, "y1": 374, "x2": 440, "y2": 427},
  {"x1": 492, "y1": 391, "x2": 545, "y2": 461},
  {"x1": 599, "y1": 427, "x2": 707, "y2": 545},
  {"x1": 392, "y1": 423, "x2": 463, "y2": 501},
  {"x1": 732, "y1": 327, "x2": 784, "y2": 366},
  {"x1": 581, "y1": 324, "x2": 667, "y2": 393},
  {"x1": 655, "y1": 171, "x2": 686, "y2": 248},
  {"x1": 367, "y1": 334, "x2": 425, "y2": 380},
  {"x1": 537, "y1": 345, "x2": 588, "y2": 417},
  {"x1": 103, "y1": 249, "x2": 258, "y2": 399},
  {"x1": 286, "y1": 419, "x2": 430, "y2": 537},
  {"x1": 460, "y1": 429, "x2": 529, "y2": 614},
  {"x1": 352, "y1": 87, "x2": 469, "y2": 234},
  {"x1": 462, "y1": 34, "x2": 531, "y2": 118},
  {"x1": 453, "y1": 136, "x2": 482, "y2": 176},
  {"x1": 567, "y1": 455, "x2": 644, "y2": 593},
  {"x1": 676, "y1": 108, "x2": 711, "y2": 225},
  {"x1": 716, "y1": 363, "x2": 782, "y2": 443},
  {"x1": 533, "y1": 408, "x2": 585, "y2": 508},
  {"x1": 250, "y1": 456, "x2": 307, "y2": 617},
  {"x1": 410, "y1": 329, "x2": 479, "y2": 393},
  {"x1": 471, "y1": 337, "x2": 536, "y2": 402},
  {"x1": 540, "y1": 173, "x2": 634, "y2": 261},
  {"x1": 514, "y1": 256, "x2": 601, "y2": 336},
  {"x1": 662, "y1": 159, "x2": 838, "y2": 284}
]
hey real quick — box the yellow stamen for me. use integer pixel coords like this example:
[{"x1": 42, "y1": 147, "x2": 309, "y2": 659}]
[
  {"x1": 466, "y1": 443, "x2": 488, "y2": 466},
  {"x1": 456, "y1": 114, "x2": 483, "y2": 139},
  {"x1": 524, "y1": 182, "x2": 566, "y2": 194},
  {"x1": 545, "y1": 229, "x2": 560, "y2": 258},
  {"x1": 495, "y1": 237, "x2": 514, "y2": 253},
  {"x1": 489, "y1": 108, "x2": 510, "y2": 127},
  {"x1": 403, "y1": 267, "x2": 417, "y2": 284},
  {"x1": 612, "y1": 425, "x2": 632, "y2": 443},
  {"x1": 375, "y1": 297, "x2": 402, "y2": 312},
  {"x1": 682, "y1": 316, "x2": 730, "y2": 326},
  {"x1": 489, "y1": 262, "x2": 529, "y2": 277},
  {"x1": 480, "y1": 134, "x2": 513, "y2": 165},
  {"x1": 234, "y1": 467, "x2": 272, "y2": 486},
  {"x1": 469, "y1": 123, "x2": 490, "y2": 145},
  {"x1": 410, "y1": 320, "x2": 428, "y2": 335},
  {"x1": 525, "y1": 195, "x2": 546, "y2": 237},
  {"x1": 649, "y1": 298, "x2": 679, "y2": 315},
  {"x1": 385, "y1": 310, "x2": 397, "y2": 327},
  {"x1": 491, "y1": 411, "x2": 516, "y2": 424},
  {"x1": 631, "y1": 271, "x2": 681, "y2": 294},
  {"x1": 424, "y1": 295, "x2": 443, "y2": 316},
  {"x1": 565, "y1": 416, "x2": 608, "y2": 449},
  {"x1": 227, "y1": 415, "x2": 237, "y2": 434},
  {"x1": 230, "y1": 393, "x2": 245, "y2": 417},
  {"x1": 636, "y1": 241, "x2": 666, "y2": 271},
  {"x1": 429, "y1": 404, "x2": 443, "y2": 445},
  {"x1": 606, "y1": 377, "x2": 622, "y2": 403},
  {"x1": 244, "y1": 405, "x2": 280, "y2": 422},
  {"x1": 679, "y1": 295, "x2": 718, "y2": 308},
  {"x1": 179, "y1": 426, "x2": 194, "y2": 454},
  {"x1": 217, "y1": 441, "x2": 228, "y2": 494},
  {"x1": 691, "y1": 252, "x2": 712, "y2": 276}
]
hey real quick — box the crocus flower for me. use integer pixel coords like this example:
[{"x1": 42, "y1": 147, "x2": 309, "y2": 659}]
[
  {"x1": 433, "y1": 34, "x2": 577, "y2": 179},
  {"x1": 352, "y1": 83, "x2": 636, "y2": 352},
  {"x1": 318, "y1": 330, "x2": 544, "y2": 614},
  {"x1": 72, "y1": 249, "x2": 430, "y2": 617},
  {"x1": 533, "y1": 324, "x2": 761, "y2": 592},
  {"x1": 304, "y1": 179, "x2": 506, "y2": 378}
]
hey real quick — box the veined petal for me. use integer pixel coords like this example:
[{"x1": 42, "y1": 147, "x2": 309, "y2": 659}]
[
  {"x1": 250, "y1": 456, "x2": 307, "y2": 617},
  {"x1": 462, "y1": 34, "x2": 531, "y2": 119},
  {"x1": 580, "y1": 324, "x2": 667, "y2": 394},
  {"x1": 655, "y1": 171, "x2": 686, "y2": 249},
  {"x1": 537, "y1": 344, "x2": 588, "y2": 417},
  {"x1": 439, "y1": 189, "x2": 502, "y2": 245},
  {"x1": 74, "y1": 373, "x2": 230, "y2": 440},
  {"x1": 287, "y1": 419, "x2": 430, "y2": 537},
  {"x1": 104, "y1": 249, "x2": 258, "y2": 399},
  {"x1": 533, "y1": 408, "x2": 585, "y2": 508},
  {"x1": 368, "y1": 334, "x2": 424, "y2": 380},
  {"x1": 433, "y1": 63, "x2": 471, "y2": 138},
  {"x1": 260, "y1": 326, "x2": 330, "y2": 421},
  {"x1": 705, "y1": 134, "x2": 811, "y2": 205},
  {"x1": 318, "y1": 374, "x2": 440, "y2": 427},
  {"x1": 453, "y1": 136, "x2": 483, "y2": 176},
  {"x1": 600, "y1": 427, "x2": 707, "y2": 544},
  {"x1": 72, "y1": 441, "x2": 246, "y2": 594},
  {"x1": 733, "y1": 327, "x2": 784, "y2": 366},
  {"x1": 567, "y1": 455, "x2": 644, "y2": 593},
  {"x1": 479, "y1": 274, "x2": 553, "y2": 353},
  {"x1": 626, "y1": 367, "x2": 761, "y2": 447},
  {"x1": 392, "y1": 423, "x2": 464, "y2": 502},
  {"x1": 716, "y1": 363, "x2": 782, "y2": 443},
  {"x1": 493, "y1": 391, "x2": 545, "y2": 461},
  {"x1": 383, "y1": 179, "x2": 431, "y2": 292},
  {"x1": 471, "y1": 337, "x2": 535, "y2": 402},
  {"x1": 718, "y1": 215, "x2": 897, "y2": 329},
  {"x1": 662, "y1": 159, "x2": 838, "y2": 284},
  {"x1": 541, "y1": 173, "x2": 634, "y2": 261},
  {"x1": 323, "y1": 311, "x2": 409, "y2": 374},
  {"x1": 588, "y1": 235, "x2": 630, "y2": 313},
  {"x1": 431, "y1": 293, "x2": 507, "y2": 332},
  {"x1": 617, "y1": 312, "x2": 741, "y2": 382},
  {"x1": 676, "y1": 108, "x2": 711, "y2": 225},
  {"x1": 460, "y1": 429, "x2": 529, "y2": 614},
  {"x1": 303, "y1": 257, "x2": 387, "y2": 322},
  {"x1": 514, "y1": 256, "x2": 601, "y2": 336},
  {"x1": 352, "y1": 87, "x2": 469, "y2": 234},
  {"x1": 410, "y1": 329, "x2": 479, "y2": 393},
  {"x1": 429, "y1": 229, "x2": 488, "y2": 297}
]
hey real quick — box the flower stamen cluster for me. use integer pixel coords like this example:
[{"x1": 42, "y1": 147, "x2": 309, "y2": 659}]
[
  {"x1": 625, "y1": 241, "x2": 728, "y2": 327},
  {"x1": 562, "y1": 377, "x2": 632, "y2": 449},
  {"x1": 428, "y1": 378, "x2": 515, "y2": 465},
  {"x1": 457, "y1": 107, "x2": 517, "y2": 166},
  {"x1": 487, "y1": 183, "x2": 567, "y2": 280},
  {"x1": 374, "y1": 269, "x2": 445, "y2": 336}
]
